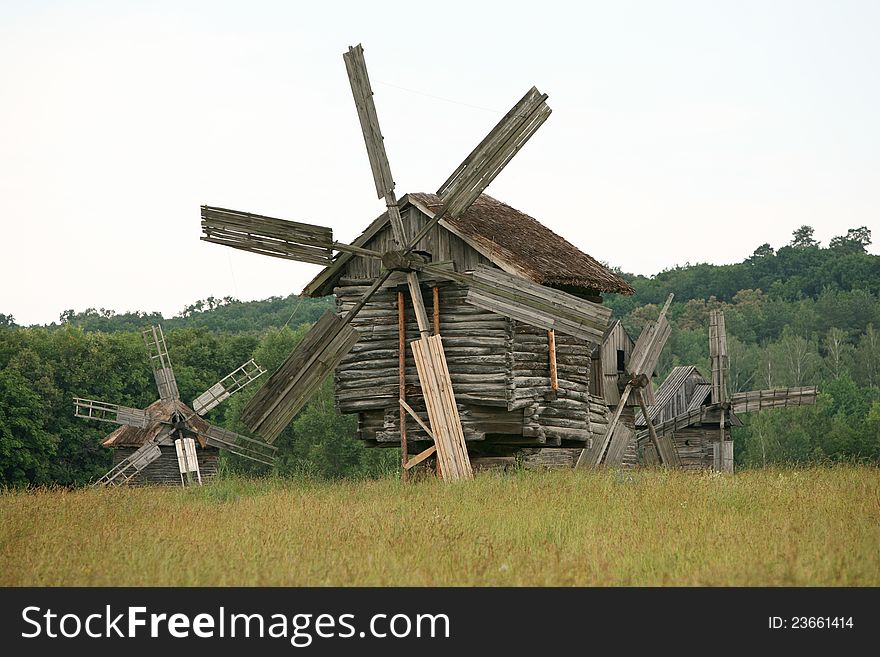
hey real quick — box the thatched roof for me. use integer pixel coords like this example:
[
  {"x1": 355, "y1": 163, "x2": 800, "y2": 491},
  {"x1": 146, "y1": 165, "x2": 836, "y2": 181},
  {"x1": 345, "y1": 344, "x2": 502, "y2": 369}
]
[
  {"x1": 302, "y1": 193, "x2": 633, "y2": 297},
  {"x1": 407, "y1": 193, "x2": 633, "y2": 295},
  {"x1": 102, "y1": 399, "x2": 211, "y2": 448}
]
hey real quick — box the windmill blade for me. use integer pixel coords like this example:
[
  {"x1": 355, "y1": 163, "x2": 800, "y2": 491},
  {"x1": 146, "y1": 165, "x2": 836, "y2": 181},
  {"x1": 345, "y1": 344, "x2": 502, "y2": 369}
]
[
  {"x1": 92, "y1": 440, "x2": 163, "y2": 487},
  {"x1": 709, "y1": 309, "x2": 728, "y2": 403},
  {"x1": 241, "y1": 310, "x2": 361, "y2": 442},
  {"x1": 192, "y1": 359, "x2": 267, "y2": 416},
  {"x1": 633, "y1": 388, "x2": 680, "y2": 467},
  {"x1": 343, "y1": 44, "x2": 396, "y2": 201},
  {"x1": 436, "y1": 87, "x2": 551, "y2": 219},
  {"x1": 730, "y1": 386, "x2": 817, "y2": 414},
  {"x1": 602, "y1": 422, "x2": 635, "y2": 467},
  {"x1": 405, "y1": 88, "x2": 551, "y2": 251},
  {"x1": 201, "y1": 206, "x2": 338, "y2": 266},
  {"x1": 143, "y1": 325, "x2": 179, "y2": 402},
  {"x1": 198, "y1": 423, "x2": 277, "y2": 466},
  {"x1": 343, "y1": 44, "x2": 411, "y2": 248},
  {"x1": 74, "y1": 398, "x2": 148, "y2": 429},
  {"x1": 629, "y1": 317, "x2": 672, "y2": 380},
  {"x1": 422, "y1": 264, "x2": 610, "y2": 343},
  {"x1": 577, "y1": 294, "x2": 675, "y2": 468}
]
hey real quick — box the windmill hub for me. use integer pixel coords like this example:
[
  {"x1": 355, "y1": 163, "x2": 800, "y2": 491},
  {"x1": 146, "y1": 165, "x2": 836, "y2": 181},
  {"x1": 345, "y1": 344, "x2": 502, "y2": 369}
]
[{"x1": 381, "y1": 250, "x2": 426, "y2": 273}]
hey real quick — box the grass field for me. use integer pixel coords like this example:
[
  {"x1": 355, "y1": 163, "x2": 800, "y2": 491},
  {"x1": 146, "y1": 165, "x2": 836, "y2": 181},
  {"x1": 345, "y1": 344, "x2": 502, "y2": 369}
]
[{"x1": 1, "y1": 466, "x2": 878, "y2": 586}]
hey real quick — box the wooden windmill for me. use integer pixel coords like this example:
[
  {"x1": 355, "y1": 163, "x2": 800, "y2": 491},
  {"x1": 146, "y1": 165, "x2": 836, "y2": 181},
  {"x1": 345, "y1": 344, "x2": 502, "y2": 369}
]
[
  {"x1": 635, "y1": 309, "x2": 818, "y2": 472},
  {"x1": 74, "y1": 325, "x2": 275, "y2": 486},
  {"x1": 577, "y1": 294, "x2": 680, "y2": 468},
  {"x1": 199, "y1": 44, "x2": 612, "y2": 481}
]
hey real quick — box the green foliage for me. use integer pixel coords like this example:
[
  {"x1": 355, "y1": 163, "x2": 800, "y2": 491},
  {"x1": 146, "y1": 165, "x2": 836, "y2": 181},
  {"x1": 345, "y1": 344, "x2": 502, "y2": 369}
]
[{"x1": 1, "y1": 224, "x2": 878, "y2": 485}]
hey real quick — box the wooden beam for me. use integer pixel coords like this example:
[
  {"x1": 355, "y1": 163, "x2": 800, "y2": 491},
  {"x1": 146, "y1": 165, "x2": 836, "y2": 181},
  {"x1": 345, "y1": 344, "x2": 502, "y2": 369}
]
[
  {"x1": 635, "y1": 388, "x2": 680, "y2": 467},
  {"x1": 404, "y1": 445, "x2": 437, "y2": 471},
  {"x1": 433, "y1": 286, "x2": 440, "y2": 336},
  {"x1": 398, "y1": 290, "x2": 408, "y2": 482},
  {"x1": 548, "y1": 329, "x2": 558, "y2": 391},
  {"x1": 399, "y1": 399, "x2": 435, "y2": 441}
]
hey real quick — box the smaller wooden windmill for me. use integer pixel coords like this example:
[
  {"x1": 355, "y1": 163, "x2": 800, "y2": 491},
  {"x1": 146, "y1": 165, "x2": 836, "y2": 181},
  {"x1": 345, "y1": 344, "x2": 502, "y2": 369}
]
[
  {"x1": 577, "y1": 294, "x2": 680, "y2": 468},
  {"x1": 74, "y1": 325, "x2": 275, "y2": 486},
  {"x1": 635, "y1": 309, "x2": 818, "y2": 471}
]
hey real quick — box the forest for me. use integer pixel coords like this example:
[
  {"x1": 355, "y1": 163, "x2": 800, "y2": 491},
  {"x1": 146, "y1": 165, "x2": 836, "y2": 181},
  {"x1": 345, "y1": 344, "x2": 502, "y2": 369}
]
[{"x1": 1, "y1": 225, "x2": 877, "y2": 486}]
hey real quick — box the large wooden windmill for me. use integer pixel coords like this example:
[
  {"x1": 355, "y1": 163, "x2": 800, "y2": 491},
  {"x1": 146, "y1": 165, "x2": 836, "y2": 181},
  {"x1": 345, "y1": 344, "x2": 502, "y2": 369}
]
[
  {"x1": 200, "y1": 44, "x2": 613, "y2": 481},
  {"x1": 635, "y1": 309, "x2": 818, "y2": 471},
  {"x1": 74, "y1": 325, "x2": 274, "y2": 486}
]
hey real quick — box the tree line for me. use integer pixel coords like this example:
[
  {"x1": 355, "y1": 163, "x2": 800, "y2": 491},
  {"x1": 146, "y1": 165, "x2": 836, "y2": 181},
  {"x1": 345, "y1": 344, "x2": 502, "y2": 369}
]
[{"x1": 1, "y1": 225, "x2": 877, "y2": 485}]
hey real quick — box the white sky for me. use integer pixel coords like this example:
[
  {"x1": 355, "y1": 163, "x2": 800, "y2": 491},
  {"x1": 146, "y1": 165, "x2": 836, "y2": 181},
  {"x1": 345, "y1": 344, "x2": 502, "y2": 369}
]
[{"x1": 2, "y1": 0, "x2": 878, "y2": 326}]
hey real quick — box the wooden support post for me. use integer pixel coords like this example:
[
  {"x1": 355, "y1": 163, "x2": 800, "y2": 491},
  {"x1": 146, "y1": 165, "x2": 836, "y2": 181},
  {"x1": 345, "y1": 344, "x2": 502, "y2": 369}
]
[
  {"x1": 407, "y1": 272, "x2": 431, "y2": 338},
  {"x1": 548, "y1": 329, "x2": 558, "y2": 391},
  {"x1": 636, "y1": 388, "x2": 680, "y2": 467},
  {"x1": 398, "y1": 290, "x2": 408, "y2": 482},
  {"x1": 433, "y1": 286, "x2": 440, "y2": 336}
]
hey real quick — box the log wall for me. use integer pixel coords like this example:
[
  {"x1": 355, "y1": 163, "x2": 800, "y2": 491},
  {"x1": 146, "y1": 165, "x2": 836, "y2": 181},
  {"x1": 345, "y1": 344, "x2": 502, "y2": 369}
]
[{"x1": 110, "y1": 446, "x2": 219, "y2": 486}]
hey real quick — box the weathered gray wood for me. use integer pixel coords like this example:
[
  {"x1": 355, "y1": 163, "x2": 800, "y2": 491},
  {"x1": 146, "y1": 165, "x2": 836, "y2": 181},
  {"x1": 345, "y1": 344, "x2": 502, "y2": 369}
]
[
  {"x1": 200, "y1": 423, "x2": 276, "y2": 466},
  {"x1": 143, "y1": 325, "x2": 179, "y2": 402},
  {"x1": 603, "y1": 423, "x2": 634, "y2": 466},
  {"x1": 200, "y1": 206, "x2": 335, "y2": 266},
  {"x1": 192, "y1": 359, "x2": 266, "y2": 416},
  {"x1": 636, "y1": 388, "x2": 680, "y2": 467},
  {"x1": 242, "y1": 310, "x2": 360, "y2": 442},
  {"x1": 452, "y1": 265, "x2": 610, "y2": 342},
  {"x1": 343, "y1": 44, "x2": 395, "y2": 200},
  {"x1": 73, "y1": 398, "x2": 148, "y2": 429},
  {"x1": 730, "y1": 386, "x2": 817, "y2": 413},
  {"x1": 712, "y1": 440, "x2": 734, "y2": 473}
]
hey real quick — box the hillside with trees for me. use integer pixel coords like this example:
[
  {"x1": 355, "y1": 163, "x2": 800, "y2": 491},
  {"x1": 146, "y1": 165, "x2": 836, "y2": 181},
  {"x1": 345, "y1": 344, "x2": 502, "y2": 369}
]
[{"x1": 1, "y1": 225, "x2": 877, "y2": 485}]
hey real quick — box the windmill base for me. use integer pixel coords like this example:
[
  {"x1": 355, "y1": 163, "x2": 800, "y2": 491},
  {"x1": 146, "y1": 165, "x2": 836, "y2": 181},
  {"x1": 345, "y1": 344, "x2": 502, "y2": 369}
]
[{"x1": 108, "y1": 446, "x2": 220, "y2": 486}]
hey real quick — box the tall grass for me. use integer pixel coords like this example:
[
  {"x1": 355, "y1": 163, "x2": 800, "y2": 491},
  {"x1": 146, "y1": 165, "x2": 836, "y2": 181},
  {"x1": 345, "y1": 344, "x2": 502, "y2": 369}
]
[{"x1": 1, "y1": 466, "x2": 877, "y2": 586}]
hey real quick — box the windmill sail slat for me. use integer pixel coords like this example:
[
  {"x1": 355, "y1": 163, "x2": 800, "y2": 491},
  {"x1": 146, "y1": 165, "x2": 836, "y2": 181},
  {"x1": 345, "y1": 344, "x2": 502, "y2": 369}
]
[
  {"x1": 344, "y1": 44, "x2": 395, "y2": 199},
  {"x1": 603, "y1": 423, "x2": 634, "y2": 466},
  {"x1": 628, "y1": 317, "x2": 671, "y2": 378},
  {"x1": 93, "y1": 442, "x2": 162, "y2": 487},
  {"x1": 201, "y1": 206, "x2": 334, "y2": 266},
  {"x1": 192, "y1": 359, "x2": 266, "y2": 416},
  {"x1": 729, "y1": 386, "x2": 817, "y2": 414},
  {"x1": 709, "y1": 309, "x2": 728, "y2": 403},
  {"x1": 241, "y1": 311, "x2": 360, "y2": 442},
  {"x1": 73, "y1": 398, "x2": 148, "y2": 429},
  {"x1": 454, "y1": 265, "x2": 610, "y2": 343},
  {"x1": 200, "y1": 424, "x2": 277, "y2": 466},
  {"x1": 437, "y1": 87, "x2": 548, "y2": 208},
  {"x1": 143, "y1": 325, "x2": 179, "y2": 402},
  {"x1": 445, "y1": 105, "x2": 552, "y2": 219}
]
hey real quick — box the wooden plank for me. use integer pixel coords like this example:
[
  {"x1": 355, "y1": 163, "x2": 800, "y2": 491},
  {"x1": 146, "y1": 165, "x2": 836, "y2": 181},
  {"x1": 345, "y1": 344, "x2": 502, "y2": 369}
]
[
  {"x1": 399, "y1": 399, "x2": 434, "y2": 441},
  {"x1": 548, "y1": 329, "x2": 558, "y2": 391},
  {"x1": 603, "y1": 423, "x2": 634, "y2": 466},
  {"x1": 433, "y1": 286, "x2": 440, "y2": 335},
  {"x1": 398, "y1": 290, "x2": 408, "y2": 482},
  {"x1": 343, "y1": 44, "x2": 395, "y2": 199},
  {"x1": 411, "y1": 335, "x2": 473, "y2": 481},
  {"x1": 242, "y1": 311, "x2": 360, "y2": 442},
  {"x1": 403, "y1": 88, "x2": 551, "y2": 249},
  {"x1": 200, "y1": 206, "x2": 334, "y2": 265},
  {"x1": 445, "y1": 265, "x2": 610, "y2": 343},
  {"x1": 729, "y1": 386, "x2": 817, "y2": 413},
  {"x1": 636, "y1": 388, "x2": 680, "y2": 467},
  {"x1": 404, "y1": 444, "x2": 437, "y2": 470}
]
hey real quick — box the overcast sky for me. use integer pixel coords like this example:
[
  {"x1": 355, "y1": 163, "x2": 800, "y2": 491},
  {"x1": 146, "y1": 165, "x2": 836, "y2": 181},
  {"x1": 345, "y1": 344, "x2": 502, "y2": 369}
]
[{"x1": 2, "y1": 0, "x2": 878, "y2": 326}]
